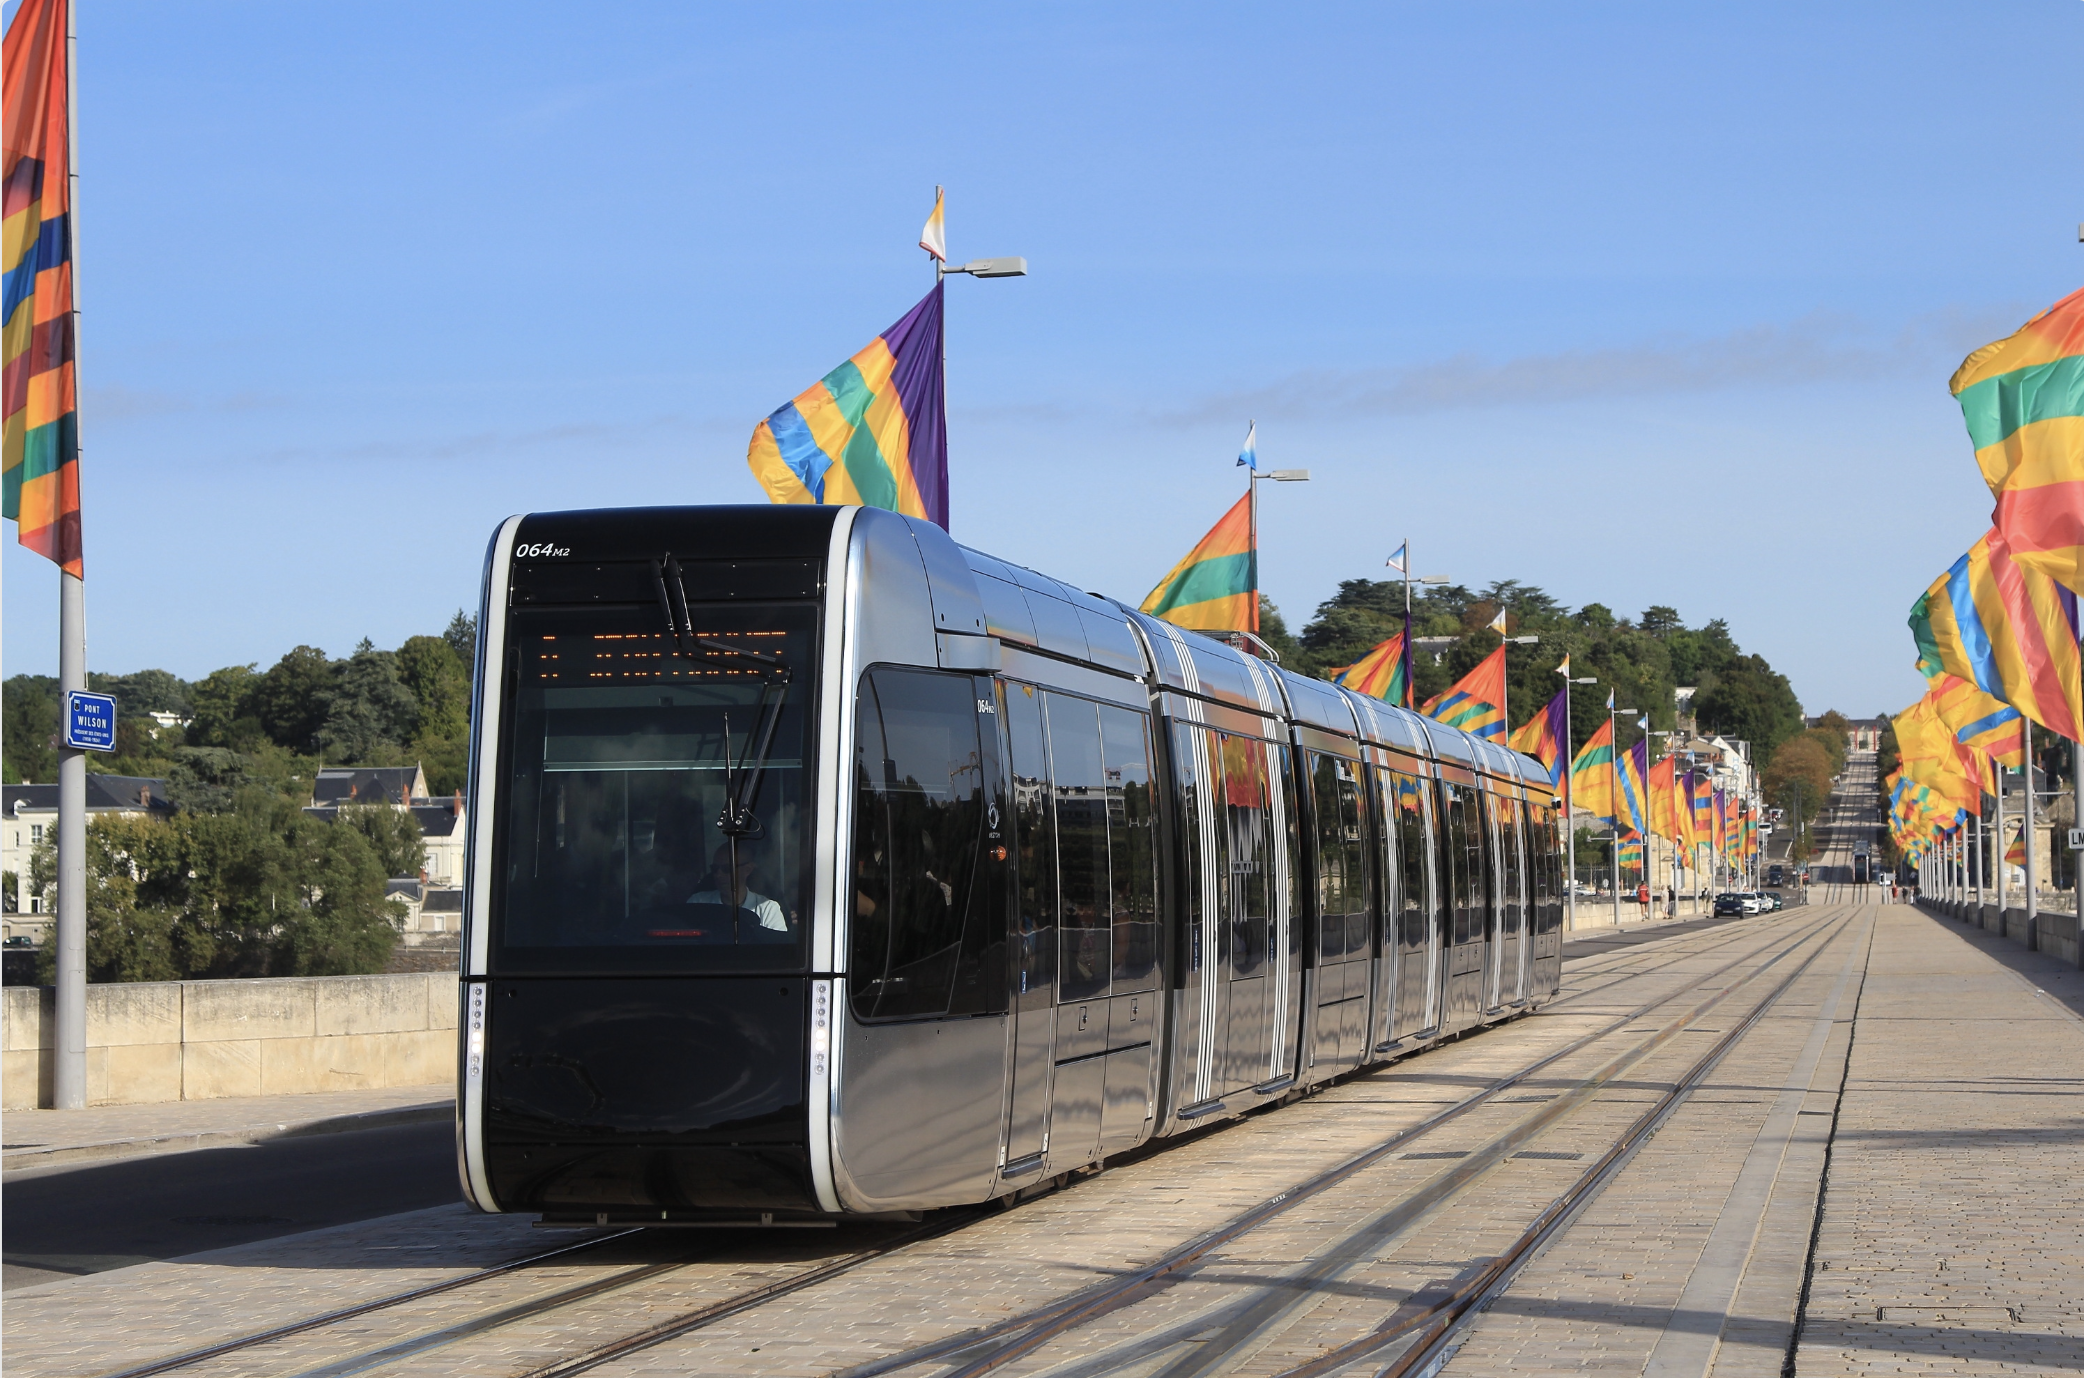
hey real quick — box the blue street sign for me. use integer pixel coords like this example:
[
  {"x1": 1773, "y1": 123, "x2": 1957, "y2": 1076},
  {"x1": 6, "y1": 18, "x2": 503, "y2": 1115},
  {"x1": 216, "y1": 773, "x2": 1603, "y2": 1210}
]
[{"x1": 64, "y1": 691, "x2": 118, "y2": 752}]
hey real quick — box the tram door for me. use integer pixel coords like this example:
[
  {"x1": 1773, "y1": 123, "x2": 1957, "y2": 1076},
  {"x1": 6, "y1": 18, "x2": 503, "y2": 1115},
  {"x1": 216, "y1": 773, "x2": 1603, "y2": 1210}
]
[
  {"x1": 1383, "y1": 766, "x2": 1441, "y2": 1044},
  {"x1": 1489, "y1": 791, "x2": 1526, "y2": 1010},
  {"x1": 1002, "y1": 682, "x2": 1055, "y2": 1171},
  {"x1": 1439, "y1": 779, "x2": 1488, "y2": 1030}
]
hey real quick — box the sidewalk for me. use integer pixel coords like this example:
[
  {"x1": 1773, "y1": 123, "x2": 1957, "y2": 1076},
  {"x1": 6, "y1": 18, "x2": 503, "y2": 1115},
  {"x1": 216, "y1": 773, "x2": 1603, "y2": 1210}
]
[{"x1": 2, "y1": 1083, "x2": 451, "y2": 1173}]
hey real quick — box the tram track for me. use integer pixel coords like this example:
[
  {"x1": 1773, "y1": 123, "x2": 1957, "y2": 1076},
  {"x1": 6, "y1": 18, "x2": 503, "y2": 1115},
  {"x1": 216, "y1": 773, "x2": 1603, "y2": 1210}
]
[
  {"x1": 79, "y1": 908, "x2": 1839, "y2": 1378},
  {"x1": 836, "y1": 909, "x2": 1853, "y2": 1378}
]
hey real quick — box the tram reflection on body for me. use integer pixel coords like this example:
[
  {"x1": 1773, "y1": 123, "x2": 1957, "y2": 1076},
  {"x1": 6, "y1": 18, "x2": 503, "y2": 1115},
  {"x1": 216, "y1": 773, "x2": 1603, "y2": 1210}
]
[{"x1": 456, "y1": 506, "x2": 1564, "y2": 1223}]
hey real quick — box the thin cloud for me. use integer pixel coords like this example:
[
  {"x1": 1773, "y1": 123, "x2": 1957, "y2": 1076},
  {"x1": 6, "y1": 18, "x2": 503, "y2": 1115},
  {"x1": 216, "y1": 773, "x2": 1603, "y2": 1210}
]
[{"x1": 1168, "y1": 306, "x2": 2025, "y2": 422}]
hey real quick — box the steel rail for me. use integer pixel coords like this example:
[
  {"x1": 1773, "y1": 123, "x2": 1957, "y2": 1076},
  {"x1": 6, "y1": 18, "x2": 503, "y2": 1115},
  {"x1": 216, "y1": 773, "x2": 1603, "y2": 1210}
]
[
  {"x1": 1267, "y1": 914, "x2": 1853, "y2": 1378},
  {"x1": 835, "y1": 913, "x2": 1840, "y2": 1378}
]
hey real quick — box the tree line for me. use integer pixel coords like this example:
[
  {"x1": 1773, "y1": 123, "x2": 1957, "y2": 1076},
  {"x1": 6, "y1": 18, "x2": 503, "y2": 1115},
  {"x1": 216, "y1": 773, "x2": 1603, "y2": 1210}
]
[{"x1": 2, "y1": 615, "x2": 474, "y2": 984}]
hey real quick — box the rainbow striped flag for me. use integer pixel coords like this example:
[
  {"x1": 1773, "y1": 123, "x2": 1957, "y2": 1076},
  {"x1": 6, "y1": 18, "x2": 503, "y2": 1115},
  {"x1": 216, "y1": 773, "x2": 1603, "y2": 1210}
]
[
  {"x1": 1618, "y1": 831, "x2": 1644, "y2": 871},
  {"x1": 1909, "y1": 527, "x2": 2083, "y2": 740},
  {"x1": 1926, "y1": 672, "x2": 2024, "y2": 767},
  {"x1": 2005, "y1": 828, "x2": 2027, "y2": 867},
  {"x1": 1141, "y1": 491, "x2": 1256, "y2": 632},
  {"x1": 1331, "y1": 625, "x2": 1412, "y2": 706},
  {"x1": 1954, "y1": 287, "x2": 2084, "y2": 591},
  {"x1": 1421, "y1": 645, "x2": 1507, "y2": 740},
  {"x1": 1616, "y1": 738, "x2": 1649, "y2": 835},
  {"x1": 747, "y1": 283, "x2": 949, "y2": 529},
  {"x1": 1691, "y1": 776, "x2": 1715, "y2": 858},
  {"x1": 1674, "y1": 767, "x2": 1697, "y2": 853},
  {"x1": 1648, "y1": 755, "x2": 1680, "y2": 841},
  {"x1": 1569, "y1": 718, "x2": 1617, "y2": 825},
  {"x1": 1508, "y1": 686, "x2": 1569, "y2": 786},
  {"x1": 3, "y1": 0, "x2": 82, "y2": 575}
]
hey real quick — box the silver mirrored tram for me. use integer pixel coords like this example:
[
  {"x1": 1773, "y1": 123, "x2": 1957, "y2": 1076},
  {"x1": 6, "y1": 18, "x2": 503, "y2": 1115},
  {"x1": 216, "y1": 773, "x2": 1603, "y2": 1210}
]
[{"x1": 456, "y1": 506, "x2": 1564, "y2": 1223}]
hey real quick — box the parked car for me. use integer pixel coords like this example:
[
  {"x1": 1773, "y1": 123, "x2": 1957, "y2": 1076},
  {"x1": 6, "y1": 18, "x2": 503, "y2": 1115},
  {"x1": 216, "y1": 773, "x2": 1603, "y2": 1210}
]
[
  {"x1": 1762, "y1": 891, "x2": 1786, "y2": 911},
  {"x1": 1714, "y1": 893, "x2": 1748, "y2": 916}
]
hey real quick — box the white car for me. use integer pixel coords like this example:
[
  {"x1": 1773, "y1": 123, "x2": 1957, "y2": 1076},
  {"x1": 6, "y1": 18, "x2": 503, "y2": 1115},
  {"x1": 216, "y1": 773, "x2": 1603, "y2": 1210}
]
[{"x1": 1739, "y1": 894, "x2": 1767, "y2": 915}]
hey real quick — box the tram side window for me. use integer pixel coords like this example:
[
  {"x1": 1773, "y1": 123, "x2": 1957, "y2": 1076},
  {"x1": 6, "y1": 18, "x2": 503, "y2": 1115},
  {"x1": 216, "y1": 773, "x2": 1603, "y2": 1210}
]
[
  {"x1": 849, "y1": 668, "x2": 997, "y2": 1021},
  {"x1": 1048, "y1": 694, "x2": 1112, "y2": 1003},
  {"x1": 1382, "y1": 769, "x2": 1429, "y2": 951},
  {"x1": 1536, "y1": 801, "x2": 1564, "y2": 934},
  {"x1": 1099, "y1": 705, "x2": 1158, "y2": 992},
  {"x1": 1221, "y1": 732, "x2": 1275, "y2": 977},
  {"x1": 1496, "y1": 794, "x2": 1524, "y2": 924},
  {"x1": 1172, "y1": 723, "x2": 1230, "y2": 978},
  {"x1": 1006, "y1": 683, "x2": 1058, "y2": 995},
  {"x1": 1310, "y1": 753, "x2": 1371, "y2": 964}
]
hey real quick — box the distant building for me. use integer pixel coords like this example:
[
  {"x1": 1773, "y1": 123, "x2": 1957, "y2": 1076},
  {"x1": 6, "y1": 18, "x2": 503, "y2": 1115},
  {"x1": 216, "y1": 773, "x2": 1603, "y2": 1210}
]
[
  {"x1": 1803, "y1": 715, "x2": 1886, "y2": 752},
  {"x1": 302, "y1": 764, "x2": 466, "y2": 940},
  {"x1": 2, "y1": 776, "x2": 174, "y2": 944},
  {"x1": 311, "y1": 765, "x2": 430, "y2": 808}
]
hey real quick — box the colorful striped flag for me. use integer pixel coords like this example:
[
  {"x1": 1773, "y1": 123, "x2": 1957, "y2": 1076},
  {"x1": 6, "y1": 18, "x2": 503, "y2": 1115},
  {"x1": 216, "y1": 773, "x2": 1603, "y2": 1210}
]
[
  {"x1": 1691, "y1": 776, "x2": 1715, "y2": 860},
  {"x1": 3, "y1": 0, "x2": 82, "y2": 575},
  {"x1": 1508, "y1": 686, "x2": 1569, "y2": 787},
  {"x1": 746, "y1": 283, "x2": 949, "y2": 529},
  {"x1": 1648, "y1": 755, "x2": 1679, "y2": 841},
  {"x1": 1927, "y1": 672, "x2": 2025, "y2": 767},
  {"x1": 2005, "y1": 828, "x2": 2027, "y2": 867},
  {"x1": 1569, "y1": 718, "x2": 1618, "y2": 824},
  {"x1": 1421, "y1": 645, "x2": 1507, "y2": 740},
  {"x1": 1674, "y1": 767, "x2": 1698, "y2": 854},
  {"x1": 1618, "y1": 831, "x2": 1644, "y2": 871},
  {"x1": 1331, "y1": 626, "x2": 1412, "y2": 707},
  {"x1": 1908, "y1": 527, "x2": 2084, "y2": 741},
  {"x1": 1954, "y1": 287, "x2": 2084, "y2": 591},
  {"x1": 1617, "y1": 738, "x2": 1649, "y2": 835},
  {"x1": 1141, "y1": 491, "x2": 1257, "y2": 633}
]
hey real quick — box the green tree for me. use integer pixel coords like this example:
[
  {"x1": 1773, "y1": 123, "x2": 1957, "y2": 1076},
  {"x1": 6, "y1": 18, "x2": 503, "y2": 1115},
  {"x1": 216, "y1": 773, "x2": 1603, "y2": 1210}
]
[
  {"x1": 443, "y1": 610, "x2": 478, "y2": 672},
  {"x1": 396, "y1": 635, "x2": 469, "y2": 740},
  {"x1": 3, "y1": 674, "x2": 59, "y2": 783},
  {"x1": 1763, "y1": 734, "x2": 1835, "y2": 860},
  {"x1": 1694, "y1": 654, "x2": 1805, "y2": 759},
  {"x1": 316, "y1": 641, "x2": 418, "y2": 763},
  {"x1": 186, "y1": 664, "x2": 262, "y2": 749},
  {"x1": 250, "y1": 646, "x2": 335, "y2": 753},
  {"x1": 336, "y1": 802, "x2": 427, "y2": 879}
]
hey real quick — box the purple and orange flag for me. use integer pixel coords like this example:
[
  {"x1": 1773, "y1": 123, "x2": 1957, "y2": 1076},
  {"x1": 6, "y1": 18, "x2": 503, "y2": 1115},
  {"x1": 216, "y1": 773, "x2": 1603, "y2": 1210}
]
[
  {"x1": 3, "y1": 0, "x2": 81, "y2": 575},
  {"x1": 747, "y1": 283, "x2": 949, "y2": 529},
  {"x1": 1331, "y1": 624, "x2": 1413, "y2": 707},
  {"x1": 1507, "y1": 686, "x2": 1568, "y2": 787},
  {"x1": 1421, "y1": 645, "x2": 1507, "y2": 741}
]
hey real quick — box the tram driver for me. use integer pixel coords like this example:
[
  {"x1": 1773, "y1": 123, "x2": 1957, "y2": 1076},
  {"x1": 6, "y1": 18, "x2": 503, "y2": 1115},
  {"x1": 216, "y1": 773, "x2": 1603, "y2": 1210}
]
[{"x1": 687, "y1": 843, "x2": 791, "y2": 939}]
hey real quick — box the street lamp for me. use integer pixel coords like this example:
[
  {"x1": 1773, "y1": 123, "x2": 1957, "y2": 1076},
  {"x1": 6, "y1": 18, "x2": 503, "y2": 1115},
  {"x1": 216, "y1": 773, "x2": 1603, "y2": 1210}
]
[{"x1": 939, "y1": 256, "x2": 1028, "y2": 279}]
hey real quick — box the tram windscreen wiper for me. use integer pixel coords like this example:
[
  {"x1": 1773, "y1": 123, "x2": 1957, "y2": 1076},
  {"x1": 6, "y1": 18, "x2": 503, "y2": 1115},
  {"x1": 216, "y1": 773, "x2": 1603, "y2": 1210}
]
[{"x1": 653, "y1": 552, "x2": 792, "y2": 839}]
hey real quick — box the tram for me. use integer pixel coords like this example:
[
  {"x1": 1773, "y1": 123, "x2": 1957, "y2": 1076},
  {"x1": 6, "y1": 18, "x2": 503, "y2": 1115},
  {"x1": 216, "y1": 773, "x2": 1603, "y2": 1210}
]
[{"x1": 455, "y1": 506, "x2": 1564, "y2": 1223}]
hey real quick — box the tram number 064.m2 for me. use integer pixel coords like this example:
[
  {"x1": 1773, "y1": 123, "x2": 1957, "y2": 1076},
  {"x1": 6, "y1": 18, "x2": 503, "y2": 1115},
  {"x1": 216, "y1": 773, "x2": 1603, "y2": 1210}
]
[{"x1": 515, "y1": 542, "x2": 571, "y2": 559}]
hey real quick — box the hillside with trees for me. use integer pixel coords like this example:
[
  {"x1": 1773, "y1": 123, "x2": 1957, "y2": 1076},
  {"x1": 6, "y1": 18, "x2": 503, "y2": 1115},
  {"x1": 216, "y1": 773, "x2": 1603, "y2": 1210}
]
[
  {"x1": 1259, "y1": 579, "x2": 1807, "y2": 765},
  {"x1": 2, "y1": 615, "x2": 475, "y2": 982}
]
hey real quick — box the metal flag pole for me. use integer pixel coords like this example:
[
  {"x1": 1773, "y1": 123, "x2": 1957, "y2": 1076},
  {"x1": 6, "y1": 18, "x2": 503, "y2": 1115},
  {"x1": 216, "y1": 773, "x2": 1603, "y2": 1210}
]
[
  {"x1": 1562, "y1": 664, "x2": 1575, "y2": 931},
  {"x1": 2023, "y1": 718, "x2": 2038, "y2": 932},
  {"x1": 1994, "y1": 753, "x2": 2007, "y2": 916},
  {"x1": 1609, "y1": 696, "x2": 1621, "y2": 928},
  {"x1": 53, "y1": 0, "x2": 90, "y2": 1111}
]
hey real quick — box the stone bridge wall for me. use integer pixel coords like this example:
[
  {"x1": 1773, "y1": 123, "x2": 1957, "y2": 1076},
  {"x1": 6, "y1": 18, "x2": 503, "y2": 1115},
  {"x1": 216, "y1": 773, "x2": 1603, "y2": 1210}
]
[{"x1": 1, "y1": 972, "x2": 458, "y2": 1110}]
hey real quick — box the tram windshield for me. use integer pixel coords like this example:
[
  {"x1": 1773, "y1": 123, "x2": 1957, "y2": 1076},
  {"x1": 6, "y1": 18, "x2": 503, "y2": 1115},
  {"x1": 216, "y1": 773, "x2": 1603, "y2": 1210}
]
[{"x1": 493, "y1": 603, "x2": 817, "y2": 973}]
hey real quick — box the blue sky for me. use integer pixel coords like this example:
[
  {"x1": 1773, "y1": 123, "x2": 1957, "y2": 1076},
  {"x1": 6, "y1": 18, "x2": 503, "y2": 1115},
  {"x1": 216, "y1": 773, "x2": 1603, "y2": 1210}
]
[{"x1": 4, "y1": 1, "x2": 2080, "y2": 718}]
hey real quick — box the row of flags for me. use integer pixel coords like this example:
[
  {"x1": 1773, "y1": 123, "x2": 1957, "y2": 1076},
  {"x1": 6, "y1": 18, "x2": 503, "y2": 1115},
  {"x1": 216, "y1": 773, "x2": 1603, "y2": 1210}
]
[{"x1": 1890, "y1": 286, "x2": 2084, "y2": 865}]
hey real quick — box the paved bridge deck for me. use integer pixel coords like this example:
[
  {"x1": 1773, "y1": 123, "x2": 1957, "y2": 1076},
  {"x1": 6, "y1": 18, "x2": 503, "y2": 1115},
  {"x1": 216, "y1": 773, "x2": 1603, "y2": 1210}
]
[{"x1": 4, "y1": 902, "x2": 2078, "y2": 1377}]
